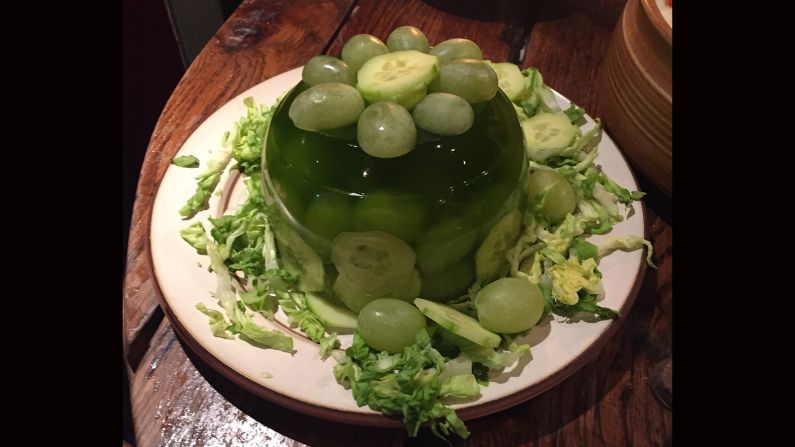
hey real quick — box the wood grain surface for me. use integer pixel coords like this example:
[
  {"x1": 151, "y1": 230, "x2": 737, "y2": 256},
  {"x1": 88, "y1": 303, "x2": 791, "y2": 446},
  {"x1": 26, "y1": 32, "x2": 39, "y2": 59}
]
[{"x1": 124, "y1": 0, "x2": 672, "y2": 445}]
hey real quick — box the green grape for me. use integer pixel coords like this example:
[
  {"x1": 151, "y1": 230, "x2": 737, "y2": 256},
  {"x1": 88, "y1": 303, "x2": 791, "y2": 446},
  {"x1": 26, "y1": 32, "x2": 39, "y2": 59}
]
[
  {"x1": 302, "y1": 55, "x2": 356, "y2": 86},
  {"x1": 412, "y1": 92, "x2": 474, "y2": 136},
  {"x1": 304, "y1": 192, "x2": 354, "y2": 242},
  {"x1": 341, "y1": 34, "x2": 389, "y2": 73},
  {"x1": 428, "y1": 59, "x2": 498, "y2": 104},
  {"x1": 428, "y1": 38, "x2": 483, "y2": 64},
  {"x1": 358, "y1": 299, "x2": 427, "y2": 353},
  {"x1": 386, "y1": 26, "x2": 430, "y2": 53},
  {"x1": 415, "y1": 216, "x2": 479, "y2": 273},
  {"x1": 356, "y1": 102, "x2": 417, "y2": 158},
  {"x1": 526, "y1": 169, "x2": 576, "y2": 224},
  {"x1": 288, "y1": 83, "x2": 365, "y2": 131},
  {"x1": 352, "y1": 192, "x2": 428, "y2": 243},
  {"x1": 474, "y1": 278, "x2": 544, "y2": 333},
  {"x1": 419, "y1": 257, "x2": 475, "y2": 302}
]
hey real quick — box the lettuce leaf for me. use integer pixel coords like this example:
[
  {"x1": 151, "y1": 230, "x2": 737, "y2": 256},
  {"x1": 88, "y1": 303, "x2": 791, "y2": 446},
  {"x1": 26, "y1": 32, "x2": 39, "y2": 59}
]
[
  {"x1": 180, "y1": 222, "x2": 210, "y2": 255},
  {"x1": 598, "y1": 236, "x2": 656, "y2": 268},
  {"x1": 319, "y1": 333, "x2": 340, "y2": 360},
  {"x1": 550, "y1": 291, "x2": 619, "y2": 320},
  {"x1": 178, "y1": 97, "x2": 275, "y2": 218},
  {"x1": 205, "y1": 242, "x2": 293, "y2": 352},
  {"x1": 195, "y1": 303, "x2": 234, "y2": 339},
  {"x1": 570, "y1": 237, "x2": 598, "y2": 260},
  {"x1": 276, "y1": 291, "x2": 326, "y2": 343},
  {"x1": 178, "y1": 150, "x2": 232, "y2": 219},
  {"x1": 229, "y1": 97, "x2": 277, "y2": 175},
  {"x1": 563, "y1": 104, "x2": 586, "y2": 124},
  {"x1": 517, "y1": 68, "x2": 561, "y2": 118},
  {"x1": 172, "y1": 155, "x2": 199, "y2": 168},
  {"x1": 439, "y1": 374, "x2": 479, "y2": 398},
  {"x1": 547, "y1": 253, "x2": 602, "y2": 305}
]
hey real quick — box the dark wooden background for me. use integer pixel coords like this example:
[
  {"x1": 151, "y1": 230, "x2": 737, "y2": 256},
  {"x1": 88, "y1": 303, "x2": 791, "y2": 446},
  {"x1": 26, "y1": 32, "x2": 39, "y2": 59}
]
[{"x1": 123, "y1": 0, "x2": 672, "y2": 445}]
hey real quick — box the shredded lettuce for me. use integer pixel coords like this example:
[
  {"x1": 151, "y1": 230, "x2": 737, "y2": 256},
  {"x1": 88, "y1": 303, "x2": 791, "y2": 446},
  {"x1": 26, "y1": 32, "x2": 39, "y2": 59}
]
[
  {"x1": 319, "y1": 333, "x2": 340, "y2": 360},
  {"x1": 178, "y1": 96, "x2": 275, "y2": 218},
  {"x1": 276, "y1": 291, "x2": 327, "y2": 343},
  {"x1": 535, "y1": 213, "x2": 594, "y2": 254},
  {"x1": 179, "y1": 150, "x2": 232, "y2": 219},
  {"x1": 196, "y1": 303, "x2": 234, "y2": 339},
  {"x1": 438, "y1": 329, "x2": 531, "y2": 371},
  {"x1": 518, "y1": 68, "x2": 561, "y2": 117},
  {"x1": 598, "y1": 172, "x2": 646, "y2": 204},
  {"x1": 563, "y1": 104, "x2": 586, "y2": 124},
  {"x1": 179, "y1": 222, "x2": 210, "y2": 255},
  {"x1": 172, "y1": 155, "x2": 199, "y2": 168},
  {"x1": 333, "y1": 330, "x2": 471, "y2": 439},
  {"x1": 437, "y1": 355, "x2": 472, "y2": 382},
  {"x1": 598, "y1": 236, "x2": 656, "y2": 268},
  {"x1": 549, "y1": 291, "x2": 619, "y2": 320},
  {"x1": 548, "y1": 253, "x2": 602, "y2": 305},
  {"x1": 206, "y1": 241, "x2": 293, "y2": 352},
  {"x1": 440, "y1": 374, "x2": 480, "y2": 398},
  {"x1": 229, "y1": 97, "x2": 277, "y2": 175},
  {"x1": 570, "y1": 238, "x2": 598, "y2": 261}
]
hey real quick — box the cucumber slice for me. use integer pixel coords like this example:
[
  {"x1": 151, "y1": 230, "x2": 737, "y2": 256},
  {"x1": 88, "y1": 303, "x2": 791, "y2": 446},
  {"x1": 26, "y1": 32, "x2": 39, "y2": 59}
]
[
  {"x1": 305, "y1": 292, "x2": 358, "y2": 333},
  {"x1": 488, "y1": 62, "x2": 526, "y2": 101},
  {"x1": 475, "y1": 209, "x2": 522, "y2": 283},
  {"x1": 273, "y1": 222, "x2": 325, "y2": 291},
  {"x1": 357, "y1": 50, "x2": 440, "y2": 109},
  {"x1": 521, "y1": 113, "x2": 578, "y2": 162},
  {"x1": 414, "y1": 298, "x2": 500, "y2": 348},
  {"x1": 333, "y1": 269, "x2": 421, "y2": 313},
  {"x1": 331, "y1": 231, "x2": 417, "y2": 288},
  {"x1": 415, "y1": 217, "x2": 479, "y2": 273}
]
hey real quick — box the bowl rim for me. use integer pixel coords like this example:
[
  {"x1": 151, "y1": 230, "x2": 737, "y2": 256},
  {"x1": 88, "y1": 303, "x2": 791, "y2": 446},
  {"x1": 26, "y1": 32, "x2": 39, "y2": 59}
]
[{"x1": 640, "y1": 0, "x2": 672, "y2": 45}]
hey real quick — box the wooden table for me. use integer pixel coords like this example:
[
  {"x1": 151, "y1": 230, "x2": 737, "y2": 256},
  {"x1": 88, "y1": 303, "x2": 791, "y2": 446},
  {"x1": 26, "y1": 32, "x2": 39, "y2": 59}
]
[{"x1": 123, "y1": 0, "x2": 672, "y2": 445}]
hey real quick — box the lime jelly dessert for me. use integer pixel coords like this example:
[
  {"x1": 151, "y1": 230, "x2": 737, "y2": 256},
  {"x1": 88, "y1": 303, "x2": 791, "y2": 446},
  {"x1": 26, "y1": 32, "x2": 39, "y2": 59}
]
[{"x1": 261, "y1": 39, "x2": 528, "y2": 313}]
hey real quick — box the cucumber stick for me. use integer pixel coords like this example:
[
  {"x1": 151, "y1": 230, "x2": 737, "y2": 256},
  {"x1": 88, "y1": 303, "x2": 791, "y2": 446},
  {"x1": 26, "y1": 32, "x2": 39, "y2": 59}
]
[
  {"x1": 357, "y1": 50, "x2": 440, "y2": 109},
  {"x1": 414, "y1": 298, "x2": 501, "y2": 348},
  {"x1": 305, "y1": 292, "x2": 357, "y2": 332}
]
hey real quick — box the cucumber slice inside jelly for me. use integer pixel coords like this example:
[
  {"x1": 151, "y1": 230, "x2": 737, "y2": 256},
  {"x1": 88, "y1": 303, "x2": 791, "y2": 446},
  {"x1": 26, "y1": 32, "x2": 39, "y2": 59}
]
[
  {"x1": 419, "y1": 257, "x2": 475, "y2": 302},
  {"x1": 273, "y1": 222, "x2": 325, "y2": 291},
  {"x1": 352, "y1": 192, "x2": 428, "y2": 244},
  {"x1": 330, "y1": 231, "x2": 417, "y2": 289},
  {"x1": 474, "y1": 209, "x2": 522, "y2": 283},
  {"x1": 333, "y1": 268, "x2": 421, "y2": 313},
  {"x1": 415, "y1": 216, "x2": 479, "y2": 273}
]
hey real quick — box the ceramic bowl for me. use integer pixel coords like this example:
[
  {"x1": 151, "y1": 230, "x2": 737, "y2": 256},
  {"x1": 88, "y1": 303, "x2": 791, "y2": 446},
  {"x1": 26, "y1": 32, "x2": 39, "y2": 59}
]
[{"x1": 598, "y1": 0, "x2": 672, "y2": 195}]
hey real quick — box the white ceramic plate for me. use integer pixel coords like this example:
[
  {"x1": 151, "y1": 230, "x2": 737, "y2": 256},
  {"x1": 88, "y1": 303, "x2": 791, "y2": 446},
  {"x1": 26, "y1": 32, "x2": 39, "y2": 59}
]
[{"x1": 149, "y1": 67, "x2": 647, "y2": 426}]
